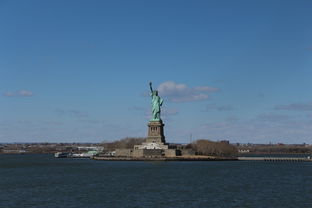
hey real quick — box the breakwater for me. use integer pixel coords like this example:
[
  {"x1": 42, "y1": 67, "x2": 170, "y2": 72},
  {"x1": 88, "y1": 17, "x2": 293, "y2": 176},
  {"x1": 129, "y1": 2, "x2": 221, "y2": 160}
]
[{"x1": 238, "y1": 157, "x2": 312, "y2": 162}]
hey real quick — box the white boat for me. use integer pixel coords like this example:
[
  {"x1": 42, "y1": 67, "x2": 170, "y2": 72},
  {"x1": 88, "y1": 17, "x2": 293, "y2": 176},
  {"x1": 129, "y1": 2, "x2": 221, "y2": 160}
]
[
  {"x1": 54, "y1": 152, "x2": 71, "y2": 158},
  {"x1": 71, "y1": 151, "x2": 98, "y2": 158}
]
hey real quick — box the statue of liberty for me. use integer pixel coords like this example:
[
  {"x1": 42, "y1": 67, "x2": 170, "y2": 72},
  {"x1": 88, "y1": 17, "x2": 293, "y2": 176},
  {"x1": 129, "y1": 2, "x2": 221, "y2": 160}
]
[{"x1": 149, "y1": 82, "x2": 163, "y2": 121}]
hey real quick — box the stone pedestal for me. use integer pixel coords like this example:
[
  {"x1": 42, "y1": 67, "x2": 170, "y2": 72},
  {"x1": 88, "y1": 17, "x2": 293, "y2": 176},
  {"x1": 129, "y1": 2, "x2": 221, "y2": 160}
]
[
  {"x1": 134, "y1": 120, "x2": 168, "y2": 150},
  {"x1": 146, "y1": 120, "x2": 166, "y2": 144},
  {"x1": 132, "y1": 119, "x2": 176, "y2": 157}
]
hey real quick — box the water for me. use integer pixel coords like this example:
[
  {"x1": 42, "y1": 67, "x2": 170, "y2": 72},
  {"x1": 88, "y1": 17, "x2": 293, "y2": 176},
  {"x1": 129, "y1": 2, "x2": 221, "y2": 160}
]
[{"x1": 1, "y1": 154, "x2": 312, "y2": 208}]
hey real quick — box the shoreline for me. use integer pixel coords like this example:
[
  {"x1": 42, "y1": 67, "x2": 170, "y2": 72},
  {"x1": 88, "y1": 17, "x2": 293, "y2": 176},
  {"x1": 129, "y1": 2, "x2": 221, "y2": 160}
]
[{"x1": 93, "y1": 156, "x2": 237, "y2": 161}]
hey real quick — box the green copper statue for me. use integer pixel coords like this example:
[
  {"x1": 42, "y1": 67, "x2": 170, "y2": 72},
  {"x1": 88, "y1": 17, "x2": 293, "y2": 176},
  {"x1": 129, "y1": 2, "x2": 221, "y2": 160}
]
[{"x1": 149, "y1": 82, "x2": 163, "y2": 121}]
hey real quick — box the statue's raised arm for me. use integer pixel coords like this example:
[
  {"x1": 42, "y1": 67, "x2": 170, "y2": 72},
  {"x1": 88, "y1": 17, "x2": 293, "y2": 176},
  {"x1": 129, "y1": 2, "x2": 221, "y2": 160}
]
[{"x1": 149, "y1": 82, "x2": 153, "y2": 93}]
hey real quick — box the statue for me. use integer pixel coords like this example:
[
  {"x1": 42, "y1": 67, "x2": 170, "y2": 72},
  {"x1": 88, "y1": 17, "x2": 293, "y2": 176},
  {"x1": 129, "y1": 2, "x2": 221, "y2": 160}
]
[{"x1": 149, "y1": 82, "x2": 163, "y2": 121}]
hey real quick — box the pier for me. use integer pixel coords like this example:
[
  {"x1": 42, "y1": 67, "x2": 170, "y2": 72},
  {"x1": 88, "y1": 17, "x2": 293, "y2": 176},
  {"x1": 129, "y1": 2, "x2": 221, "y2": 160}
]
[{"x1": 238, "y1": 157, "x2": 312, "y2": 162}]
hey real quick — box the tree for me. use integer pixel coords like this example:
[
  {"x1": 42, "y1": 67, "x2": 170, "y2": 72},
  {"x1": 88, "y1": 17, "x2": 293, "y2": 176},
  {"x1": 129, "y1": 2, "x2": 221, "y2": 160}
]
[
  {"x1": 191, "y1": 139, "x2": 238, "y2": 157},
  {"x1": 101, "y1": 137, "x2": 146, "y2": 150}
]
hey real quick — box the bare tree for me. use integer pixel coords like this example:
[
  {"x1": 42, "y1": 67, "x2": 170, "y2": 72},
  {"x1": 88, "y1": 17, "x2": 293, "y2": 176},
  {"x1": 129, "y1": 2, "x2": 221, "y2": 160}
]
[
  {"x1": 101, "y1": 137, "x2": 146, "y2": 150},
  {"x1": 191, "y1": 139, "x2": 238, "y2": 157}
]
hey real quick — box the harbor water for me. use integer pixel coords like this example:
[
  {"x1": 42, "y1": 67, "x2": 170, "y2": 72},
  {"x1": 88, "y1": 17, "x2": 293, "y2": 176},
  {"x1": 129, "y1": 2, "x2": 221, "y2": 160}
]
[{"x1": 0, "y1": 154, "x2": 312, "y2": 208}]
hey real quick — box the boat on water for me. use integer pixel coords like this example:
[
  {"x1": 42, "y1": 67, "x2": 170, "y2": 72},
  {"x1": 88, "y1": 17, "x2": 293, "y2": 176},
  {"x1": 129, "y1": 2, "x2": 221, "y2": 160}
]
[
  {"x1": 71, "y1": 151, "x2": 98, "y2": 158},
  {"x1": 54, "y1": 152, "x2": 72, "y2": 158},
  {"x1": 54, "y1": 151, "x2": 98, "y2": 158}
]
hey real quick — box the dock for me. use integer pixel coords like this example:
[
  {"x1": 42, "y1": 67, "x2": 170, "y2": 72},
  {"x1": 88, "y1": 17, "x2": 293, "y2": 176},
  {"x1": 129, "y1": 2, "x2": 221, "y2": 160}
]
[{"x1": 238, "y1": 157, "x2": 312, "y2": 162}]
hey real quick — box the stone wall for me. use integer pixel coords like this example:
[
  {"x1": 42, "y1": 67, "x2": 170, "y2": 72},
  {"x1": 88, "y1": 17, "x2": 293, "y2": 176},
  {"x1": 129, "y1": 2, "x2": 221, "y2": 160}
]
[
  {"x1": 143, "y1": 149, "x2": 163, "y2": 157},
  {"x1": 115, "y1": 148, "x2": 178, "y2": 158},
  {"x1": 164, "y1": 149, "x2": 177, "y2": 157},
  {"x1": 115, "y1": 149, "x2": 132, "y2": 157},
  {"x1": 132, "y1": 149, "x2": 144, "y2": 157}
]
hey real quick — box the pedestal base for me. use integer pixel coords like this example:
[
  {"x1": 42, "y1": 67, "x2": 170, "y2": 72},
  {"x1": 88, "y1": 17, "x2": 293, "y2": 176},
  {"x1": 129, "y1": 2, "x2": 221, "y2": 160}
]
[
  {"x1": 134, "y1": 120, "x2": 168, "y2": 151},
  {"x1": 146, "y1": 120, "x2": 166, "y2": 144}
]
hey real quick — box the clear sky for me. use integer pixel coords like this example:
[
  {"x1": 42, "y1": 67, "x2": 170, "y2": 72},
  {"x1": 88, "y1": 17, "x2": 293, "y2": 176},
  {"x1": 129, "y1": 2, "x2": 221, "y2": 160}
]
[{"x1": 1, "y1": 0, "x2": 312, "y2": 144}]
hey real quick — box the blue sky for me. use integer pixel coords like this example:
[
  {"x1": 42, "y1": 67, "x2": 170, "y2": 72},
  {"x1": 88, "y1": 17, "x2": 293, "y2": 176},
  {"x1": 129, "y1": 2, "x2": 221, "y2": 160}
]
[{"x1": 1, "y1": 0, "x2": 312, "y2": 144}]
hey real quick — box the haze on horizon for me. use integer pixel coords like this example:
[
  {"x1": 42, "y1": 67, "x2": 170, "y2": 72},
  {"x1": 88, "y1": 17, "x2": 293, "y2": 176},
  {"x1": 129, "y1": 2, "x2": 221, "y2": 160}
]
[{"x1": 1, "y1": 0, "x2": 312, "y2": 144}]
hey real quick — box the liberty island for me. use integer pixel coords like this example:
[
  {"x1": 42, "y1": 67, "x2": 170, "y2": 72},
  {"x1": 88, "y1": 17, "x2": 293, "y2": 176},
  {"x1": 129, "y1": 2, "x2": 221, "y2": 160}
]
[{"x1": 93, "y1": 83, "x2": 236, "y2": 160}]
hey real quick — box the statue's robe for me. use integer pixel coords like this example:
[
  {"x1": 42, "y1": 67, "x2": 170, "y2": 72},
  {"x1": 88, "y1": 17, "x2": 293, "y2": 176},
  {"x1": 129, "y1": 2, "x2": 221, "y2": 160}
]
[{"x1": 151, "y1": 94, "x2": 163, "y2": 120}]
